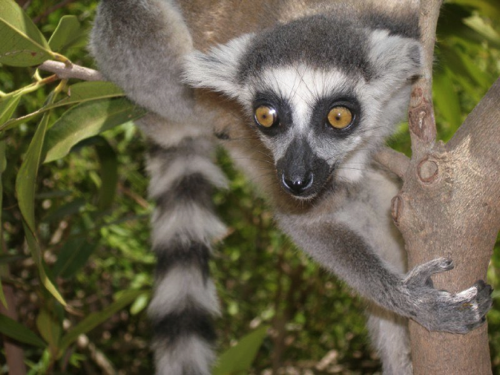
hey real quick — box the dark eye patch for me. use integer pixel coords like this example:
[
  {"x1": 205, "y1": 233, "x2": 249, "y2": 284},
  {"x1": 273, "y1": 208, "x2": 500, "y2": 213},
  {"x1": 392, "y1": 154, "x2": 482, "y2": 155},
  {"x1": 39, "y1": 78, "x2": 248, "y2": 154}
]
[
  {"x1": 310, "y1": 95, "x2": 362, "y2": 138},
  {"x1": 252, "y1": 91, "x2": 293, "y2": 136}
]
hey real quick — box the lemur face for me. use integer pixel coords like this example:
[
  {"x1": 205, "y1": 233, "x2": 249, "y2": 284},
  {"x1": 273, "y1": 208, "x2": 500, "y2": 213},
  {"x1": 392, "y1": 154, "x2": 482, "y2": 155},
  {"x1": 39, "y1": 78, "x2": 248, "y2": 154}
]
[
  {"x1": 244, "y1": 66, "x2": 366, "y2": 198},
  {"x1": 184, "y1": 16, "x2": 422, "y2": 199}
]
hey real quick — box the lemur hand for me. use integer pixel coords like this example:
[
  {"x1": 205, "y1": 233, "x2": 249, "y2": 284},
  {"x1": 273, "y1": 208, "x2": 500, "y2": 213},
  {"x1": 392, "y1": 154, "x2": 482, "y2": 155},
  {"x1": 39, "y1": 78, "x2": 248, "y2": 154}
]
[{"x1": 401, "y1": 257, "x2": 492, "y2": 334}]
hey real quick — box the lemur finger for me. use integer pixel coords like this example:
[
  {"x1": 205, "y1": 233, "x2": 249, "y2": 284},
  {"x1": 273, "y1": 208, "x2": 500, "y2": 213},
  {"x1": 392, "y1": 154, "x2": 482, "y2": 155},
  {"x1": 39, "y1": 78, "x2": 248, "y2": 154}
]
[
  {"x1": 454, "y1": 284, "x2": 479, "y2": 303},
  {"x1": 476, "y1": 282, "x2": 493, "y2": 312},
  {"x1": 468, "y1": 280, "x2": 492, "y2": 304},
  {"x1": 465, "y1": 316, "x2": 487, "y2": 333},
  {"x1": 474, "y1": 280, "x2": 486, "y2": 290},
  {"x1": 404, "y1": 258, "x2": 454, "y2": 287}
]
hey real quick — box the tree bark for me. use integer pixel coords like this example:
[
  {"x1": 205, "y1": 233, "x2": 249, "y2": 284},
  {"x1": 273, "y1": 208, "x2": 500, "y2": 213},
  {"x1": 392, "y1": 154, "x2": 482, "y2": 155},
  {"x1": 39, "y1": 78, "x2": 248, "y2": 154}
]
[
  {"x1": 400, "y1": 76, "x2": 500, "y2": 375},
  {"x1": 381, "y1": 0, "x2": 500, "y2": 373}
]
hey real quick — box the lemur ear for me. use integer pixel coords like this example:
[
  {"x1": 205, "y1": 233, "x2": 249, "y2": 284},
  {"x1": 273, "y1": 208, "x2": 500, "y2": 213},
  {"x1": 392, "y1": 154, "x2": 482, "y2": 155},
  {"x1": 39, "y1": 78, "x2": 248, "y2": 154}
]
[
  {"x1": 368, "y1": 29, "x2": 422, "y2": 86},
  {"x1": 183, "y1": 33, "x2": 255, "y2": 99}
]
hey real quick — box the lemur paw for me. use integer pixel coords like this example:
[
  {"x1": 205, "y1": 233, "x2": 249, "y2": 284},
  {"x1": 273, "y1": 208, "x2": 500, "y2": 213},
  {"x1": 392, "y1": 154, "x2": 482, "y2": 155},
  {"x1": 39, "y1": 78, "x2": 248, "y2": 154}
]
[
  {"x1": 403, "y1": 257, "x2": 454, "y2": 287},
  {"x1": 403, "y1": 258, "x2": 492, "y2": 334}
]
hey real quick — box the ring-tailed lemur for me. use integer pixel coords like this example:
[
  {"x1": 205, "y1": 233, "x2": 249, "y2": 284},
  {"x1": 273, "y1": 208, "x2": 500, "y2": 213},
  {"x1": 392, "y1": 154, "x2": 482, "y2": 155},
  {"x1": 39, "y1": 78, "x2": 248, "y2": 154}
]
[{"x1": 90, "y1": 1, "x2": 492, "y2": 374}]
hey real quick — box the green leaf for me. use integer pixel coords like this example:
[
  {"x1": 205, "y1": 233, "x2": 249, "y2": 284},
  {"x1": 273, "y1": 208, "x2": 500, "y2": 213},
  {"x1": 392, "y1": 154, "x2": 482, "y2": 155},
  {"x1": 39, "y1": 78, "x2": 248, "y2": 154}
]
[
  {"x1": 0, "y1": 313, "x2": 46, "y2": 348},
  {"x1": 437, "y1": 4, "x2": 497, "y2": 47},
  {"x1": 439, "y1": 46, "x2": 490, "y2": 90},
  {"x1": 464, "y1": 15, "x2": 500, "y2": 48},
  {"x1": 0, "y1": 0, "x2": 54, "y2": 66},
  {"x1": 16, "y1": 93, "x2": 54, "y2": 233},
  {"x1": 43, "y1": 198, "x2": 86, "y2": 223},
  {"x1": 15, "y1": 92, "x2": 66, "y2": 306},
  {"x1": 448, "y1": 0, "x2": 500, "y2": 19},
  {"x1": 433, "y1": 69, "x2": 463, "y2": 132},
  {"x1": 1, "y1": 81, "x2": 124, "y2": 131},
  {"x1": 23, "y1": 223, "x2": 66, "y2": 306},
  {"x1": 55, "y1": 82, "x2": 124, "y2": 108},
  {"x1": 43, "y1": 98, "x2": 147, "y2": 163},
  {"x1": 48, "y1": 16, "x2": 81, "y2": 53},
  {"x1": 0, "y1": 94, "x2": 21, "y2": 126},
  {"x1": 0, "y1": 141, "x2": 6, "y2": 308},
  {"x1": 36, "y1": 308, "x2": 61, "y2": 351},
  {"x1": 58, "y1": 290, "x2": 143, "y2": 356},
  {"x1": 53, "y1": 239, "x2": 97, "y2": 278},
  {"x1": 130, "y1": 292, "x2": 150, "y2": 315},
  {"x1": 213, "y1": 326, "x2": 269, "y2": 375},
  {"x1": 95, "y1": 138, "x2": 118, "y2": 210},
  {"x1": 0, "y1": 254, "x2": 28, "y2": 264},
  {"x1": 454, "y1": 49, "x2": 491, "y2": 90}
]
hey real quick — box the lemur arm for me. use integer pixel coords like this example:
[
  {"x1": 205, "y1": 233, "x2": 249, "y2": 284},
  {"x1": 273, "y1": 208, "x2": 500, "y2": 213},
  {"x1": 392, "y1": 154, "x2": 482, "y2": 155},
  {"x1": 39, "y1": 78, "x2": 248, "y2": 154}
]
[
  {"x1": 90, "y1": 0, "x2": 196, "y2": 124},
  {"x1": 278, "y1": 216, "x2": 491, "y2": 334}
]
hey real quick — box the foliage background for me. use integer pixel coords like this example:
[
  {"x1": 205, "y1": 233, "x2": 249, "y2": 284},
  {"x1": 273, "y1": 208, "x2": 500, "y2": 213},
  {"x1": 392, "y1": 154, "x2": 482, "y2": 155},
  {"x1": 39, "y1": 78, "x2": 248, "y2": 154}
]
[{"x1": 0, "y1": 0, "x2": 499, "y2": 374}]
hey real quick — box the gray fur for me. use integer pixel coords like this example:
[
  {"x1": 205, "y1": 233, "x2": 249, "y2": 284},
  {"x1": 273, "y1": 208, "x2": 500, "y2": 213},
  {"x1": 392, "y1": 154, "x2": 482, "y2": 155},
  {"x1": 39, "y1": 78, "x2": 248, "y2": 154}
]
[
  {"x1": 237, "y1": 14, "x2": 374, "y2": 82},
  {"x1": 145, "y1": 131, "x2": 225, "y2": 375},
  {"x1": 90, "y1": 0, "x2": 196, "y2": 123},
  {"x1": 91, "y1": 3, "x2": 227, "y2": 372},
  {"x1": 276, "y1": 178, "x2": 491, "y2": 335},
  {"x1": 90, "y1": 1, "x2": 492, "y2": 374}
]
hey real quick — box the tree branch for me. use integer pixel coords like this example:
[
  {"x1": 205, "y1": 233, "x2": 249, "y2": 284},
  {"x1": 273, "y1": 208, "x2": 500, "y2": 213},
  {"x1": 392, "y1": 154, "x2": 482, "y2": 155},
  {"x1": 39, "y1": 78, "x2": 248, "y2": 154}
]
[
  {"x1": 373, "y1": 147, "x2": 410, "y2": 179},
  {"x1": 38, "y1": 61, "x2": 104, "y2": 81},
  {"x1": 396, "y1": 1, "x2": 498, "y2": 373},
  {"x1": 407, "y1": 0, "x2": 443, "y2": 158}
]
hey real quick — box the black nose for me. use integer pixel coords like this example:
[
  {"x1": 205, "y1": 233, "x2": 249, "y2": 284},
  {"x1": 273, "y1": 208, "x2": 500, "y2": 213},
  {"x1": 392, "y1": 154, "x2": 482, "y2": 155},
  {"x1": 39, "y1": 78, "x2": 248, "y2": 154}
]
[{"x1": 282, "y1": 173, "x2": 314, "y2": 195}]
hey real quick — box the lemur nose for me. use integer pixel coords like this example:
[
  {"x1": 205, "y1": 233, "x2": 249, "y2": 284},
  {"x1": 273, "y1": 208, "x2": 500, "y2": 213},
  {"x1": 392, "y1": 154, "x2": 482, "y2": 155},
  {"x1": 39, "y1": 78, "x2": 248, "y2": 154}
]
[{"x1": 282, "y1": 173, "x2": 314, "y2": 195}]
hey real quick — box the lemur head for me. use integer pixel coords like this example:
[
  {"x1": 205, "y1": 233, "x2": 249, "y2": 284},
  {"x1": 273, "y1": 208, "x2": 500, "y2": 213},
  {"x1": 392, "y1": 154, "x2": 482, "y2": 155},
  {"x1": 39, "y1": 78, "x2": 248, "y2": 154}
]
[{"x1": 184, "y1": 14, "x2": 422, "y2": 199}]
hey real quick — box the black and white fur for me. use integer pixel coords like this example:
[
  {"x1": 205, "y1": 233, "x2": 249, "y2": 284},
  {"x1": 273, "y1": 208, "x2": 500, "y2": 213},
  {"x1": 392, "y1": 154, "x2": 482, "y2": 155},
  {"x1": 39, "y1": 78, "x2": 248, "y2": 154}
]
[{"x1": 90, "y1": 1, "x2": 492, "y2": 374}]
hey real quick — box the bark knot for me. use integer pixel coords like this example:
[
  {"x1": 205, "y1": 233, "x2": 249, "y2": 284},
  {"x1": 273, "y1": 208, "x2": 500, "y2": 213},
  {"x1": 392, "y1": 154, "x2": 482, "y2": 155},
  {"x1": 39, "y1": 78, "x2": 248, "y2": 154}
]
[
  {"x1": 408, "y1": 87, "x2": 436, "y2": 143},
  {"x1": 418, "y1": 158, "x2": 439, "y2": 184}
]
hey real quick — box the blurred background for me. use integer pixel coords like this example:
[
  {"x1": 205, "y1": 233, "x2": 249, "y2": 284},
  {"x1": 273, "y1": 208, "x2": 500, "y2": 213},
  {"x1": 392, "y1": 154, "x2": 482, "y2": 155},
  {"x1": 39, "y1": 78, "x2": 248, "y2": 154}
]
[{"x1": 1, "y1": 0, "x2": 500, "y2": 374}]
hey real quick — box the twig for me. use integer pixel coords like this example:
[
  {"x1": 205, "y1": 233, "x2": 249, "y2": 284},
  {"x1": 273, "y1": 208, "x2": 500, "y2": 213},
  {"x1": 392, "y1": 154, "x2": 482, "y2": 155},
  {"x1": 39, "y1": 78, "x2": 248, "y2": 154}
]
[
  {"x1": 118, "y1": 182, "x2": 149, "y2": 209},
  {"x1": 15, "y1": 0, "x2": 29, "y2": 9},
  {"x1": 77, "y1": 334, "x2": 116, "y2": 375},
  {"x1": 22, "y1": 0, "x2": 32, "y2": 10},
  {"x1": 0, "y1": 285, "x2": 27, "y2": 375},
  {"x1": 38, "y1": 61, "x2": 104, "y2": 82}
]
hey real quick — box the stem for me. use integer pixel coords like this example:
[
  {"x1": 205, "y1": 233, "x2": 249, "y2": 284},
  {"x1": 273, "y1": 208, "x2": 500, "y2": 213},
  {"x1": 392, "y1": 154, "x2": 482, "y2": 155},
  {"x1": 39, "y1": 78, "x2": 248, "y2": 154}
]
[{"x1": 1, "y1": 75, "x2": 58, "y2": 99}]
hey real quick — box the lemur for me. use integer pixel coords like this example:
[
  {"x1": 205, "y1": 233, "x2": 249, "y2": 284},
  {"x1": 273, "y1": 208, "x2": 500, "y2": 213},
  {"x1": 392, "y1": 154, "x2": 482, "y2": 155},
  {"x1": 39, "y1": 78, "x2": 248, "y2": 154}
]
[{"x1": 90, "y1": 0, "x2": 493, "y2": 374}]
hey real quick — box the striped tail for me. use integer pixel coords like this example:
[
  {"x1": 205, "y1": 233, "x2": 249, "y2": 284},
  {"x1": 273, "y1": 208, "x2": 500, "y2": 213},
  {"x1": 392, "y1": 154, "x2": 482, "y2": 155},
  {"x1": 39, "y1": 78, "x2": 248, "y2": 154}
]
[{"x1": 142, "y1": 114, "x2": 228, "y2": 375}]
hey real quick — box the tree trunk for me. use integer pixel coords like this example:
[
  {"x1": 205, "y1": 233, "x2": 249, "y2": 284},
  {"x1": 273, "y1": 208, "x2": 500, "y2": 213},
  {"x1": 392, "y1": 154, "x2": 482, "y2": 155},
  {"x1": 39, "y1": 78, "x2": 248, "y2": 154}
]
[
  {"x1": 380, "y1": 0, "x2": 500, "y2": 373},
  {"x1": 400, "y1": 76, "x2": 500, "y2": 374}
]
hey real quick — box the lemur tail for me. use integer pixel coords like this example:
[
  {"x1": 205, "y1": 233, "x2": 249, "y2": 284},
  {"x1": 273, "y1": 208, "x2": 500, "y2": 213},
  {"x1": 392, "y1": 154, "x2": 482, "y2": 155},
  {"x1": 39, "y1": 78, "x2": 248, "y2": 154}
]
[
  {"x1": 90, "y1": 0, "x2": 227, "y2": 373},
  {"x1": 142, "y1": 114, "x2": 228, "y2": 374}
]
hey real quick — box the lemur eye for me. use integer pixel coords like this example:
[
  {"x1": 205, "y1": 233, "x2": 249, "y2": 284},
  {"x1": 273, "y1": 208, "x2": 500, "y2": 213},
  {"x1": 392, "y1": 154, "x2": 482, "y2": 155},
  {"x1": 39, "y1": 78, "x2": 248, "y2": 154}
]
[
  {"x1": 327, "y1": 106, "x2": 353, "y2": 129},
  {"x1": 255, "y1": 106, "x2": 278, "y2": 128}
]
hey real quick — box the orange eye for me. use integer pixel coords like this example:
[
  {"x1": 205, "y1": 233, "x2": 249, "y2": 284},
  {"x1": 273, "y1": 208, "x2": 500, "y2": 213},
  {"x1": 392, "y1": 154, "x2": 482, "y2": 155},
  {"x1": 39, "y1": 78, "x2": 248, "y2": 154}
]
[
  {"x1": 327, "y1": 106, "x2": 353, "y2": 129},
  {"x1": 255, "y1": 106, "x2": 278, "y2": 128}
]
